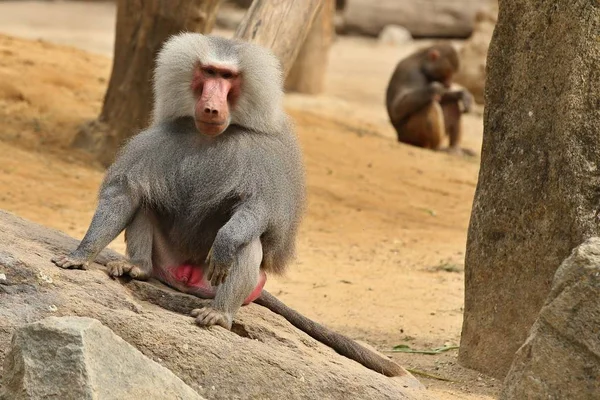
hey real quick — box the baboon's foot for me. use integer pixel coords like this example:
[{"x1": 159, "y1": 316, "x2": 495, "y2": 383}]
[
  {"x1": 442, "y1": 146, "x2": 477, "y2": 157},
  {"x1": 190, "y1": 306, "x2": 232, "y2": 330},
  {"x1": 52, "y1": 254, "x2": 89, "y2": 270},
  {"x1": 107, "y1": 260, "x2": 151, "y2": 280}
]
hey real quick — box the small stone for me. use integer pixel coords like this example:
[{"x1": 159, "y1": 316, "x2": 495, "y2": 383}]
[
  {"x1": 37, "y1": 271, "x2": 53, "y2": 284},
  {"x1": 378, "y1": 25, "x2": 412, "y2": 46},
  {"x1": 0, "y1": 251, "x2": 19, "y2": 268}
]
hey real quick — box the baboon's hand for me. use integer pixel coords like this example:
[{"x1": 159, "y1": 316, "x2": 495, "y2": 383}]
[
  {"x1": 461, "y1": 90, "x2": 474, "y2": 113},
  {"x1": 429, "y1": 81, "x2": 446, "y2": 96},
  {"x1": 205, "y1": 245, "x2": 231, "y2": 287},
  {"x1": 51, "y1": 253, "x2": 89, "y2": 270},
  {"x1": 107, "y1": 260, "x2": 151, "y2": 280},
  {"x1": 191, "y1": 307, "x2": 232, "y2": 330}
]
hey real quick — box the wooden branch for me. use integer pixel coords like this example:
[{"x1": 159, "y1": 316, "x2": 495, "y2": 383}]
[{"x1": 234, "y1": 0, "x2": 324, "y2": 77}]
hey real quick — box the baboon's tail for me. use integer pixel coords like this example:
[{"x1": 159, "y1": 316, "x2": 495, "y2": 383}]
[{"x1": 255, "y1": 290, "x2": 406, "y2": 377}]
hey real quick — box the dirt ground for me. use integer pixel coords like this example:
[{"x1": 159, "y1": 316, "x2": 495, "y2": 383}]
[{"x1": 0, "y1": 1, "x2": 498, "y2": 399}]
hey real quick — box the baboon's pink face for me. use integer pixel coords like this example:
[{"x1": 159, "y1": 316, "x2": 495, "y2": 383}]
[{"x1": 191, "y1": 63, "x2": 242, "y2": 136}]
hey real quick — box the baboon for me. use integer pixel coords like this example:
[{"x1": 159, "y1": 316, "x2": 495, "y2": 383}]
[
  {"x1": 386, "y1": 43, "x2": 474, "y2": 155},
  {"x1": 52, "y1": 33, "x2": 404, "y2": 377}
]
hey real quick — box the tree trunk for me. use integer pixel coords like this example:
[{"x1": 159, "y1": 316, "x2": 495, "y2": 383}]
[
  {"x1": 284, "y1": 0, "x2": 335, "y2": 94},
  {"x1": 73, "y1": 0, "x2": 223, "y2": 166},
  {"x1": 234, "y1": 0, "x2": 324, "y2": 77},
  {"x1": 459, "y1": 0, "x2": 600, "y2": 379}
]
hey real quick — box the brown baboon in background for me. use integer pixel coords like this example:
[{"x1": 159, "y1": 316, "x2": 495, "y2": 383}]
[{"x1": 386, "y1": 43, "x2": 475, "y2": 155}]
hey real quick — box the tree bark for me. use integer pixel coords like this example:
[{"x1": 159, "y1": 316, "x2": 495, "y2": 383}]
[
  {"x1": 284, "y1": 0, "x2": 335, "y2": 94},
  {"x1": 459, "y1": 0, "x2": 600, "y2": 379},
  {"x1": 234, "y1": 0, "x2": 324, "y2": 77},
  {"x1": 73, "y1": 0, "x2": 223, "y2": 166}
]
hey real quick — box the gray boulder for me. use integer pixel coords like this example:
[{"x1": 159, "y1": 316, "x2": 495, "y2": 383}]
[
  {"x1": 0, "y1": 316, "x2": 204, "y2": 400},
  {"x1": 0, "y1": 210, "x2": 431, "y2": 400},
  {"x1": 500, "y1": 238, "x2": 600, "y2": 399}
]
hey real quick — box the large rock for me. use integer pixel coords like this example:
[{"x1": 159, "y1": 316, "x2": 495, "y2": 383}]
[
  {"x1": 1, "y1": 316, "x2": 204, "y2": 400},
  {"x1": 454, "y1": 4, "x2": 497, "y2": 104},
  {"x1": 460, "y1": 0, "x2": 600, "y2": 379},
  {"x1": 341, "y1": 0, "x2": 486, "y2": 38},
  {"x1": 501, "y1": 238, "x2": 600, "y2": 399},
  {"x1": 0, "y1": 210, "x2": 431, "y2": 400}
]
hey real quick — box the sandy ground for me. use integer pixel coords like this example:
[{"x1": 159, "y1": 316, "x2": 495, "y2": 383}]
[{"x1": 0, "y1": 1, "x2": 498, "y2": 399}]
